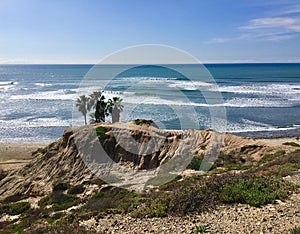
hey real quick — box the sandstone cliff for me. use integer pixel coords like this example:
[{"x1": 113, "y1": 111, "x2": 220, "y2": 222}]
[{"x1": 0, "y1": 121, "x2": 293, "y2": 198}]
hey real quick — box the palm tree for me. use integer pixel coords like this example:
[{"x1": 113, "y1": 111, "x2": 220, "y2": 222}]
[
  {"x1": 89, "y1": 113, "x2": 96, "y2": 124},
  {"x1": 107, "y1": 97, "x2": 123, "y2": 123},
  {"x1": 87, "y1": 91, "x2": 102, "y2": 111},
  {"x1": 76, "y1": 95, "x2": 89, "y2": 125},
  {"x1": 95, "y1": 95, "x2": 107, "y2": 122}
]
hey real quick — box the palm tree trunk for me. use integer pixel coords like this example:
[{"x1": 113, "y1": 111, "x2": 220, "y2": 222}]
[
  {"x1": 84, "y1": 115, "x2": 87, "y2": 125},
  {"x1": 112, "y1": 110, "x2": 120, "y2": 123}
]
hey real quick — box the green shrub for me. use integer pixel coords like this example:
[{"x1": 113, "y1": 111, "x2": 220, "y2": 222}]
[
  {"x1": 216, "y1": 152, "x2": 247, "y2": 167},
  {"x1": 188, "y1": 159, "x2": 202, "y2": 170},
  {"x1": 258, "y1": 150, "x2": 286, "y2": 164},
  {"x1": 52, "y1": 181, "x2": 70, "y2": 192},
  {"x1": 188, "y1": 160, "x2": 215, "y2": 171},
  {"x1": 132, "y1": 198, "x2": 168, "y2": 218},
  {"x1": 38, "y1": 193, "x2": 79, "y2": 211},
  {"x1": 187, "y1": 154, "x2": 213, "y2": 171},
  {"x1": 10, "y1": 223, "x2": 24, "y2": 232},
  {"x1": 51, "y1": 193, "x2": 79, "y2": 211},
  {"x1": 95, "y1": 126, "x2": 107, "y2": 137},
  {"x1": 30, "y1": 219, "x2": 94, "y2": 234},
  {"x1": 145, "y1": 173, "x2": 179, "y2": 187},
  {"x1": 1, "y1": 202, "x2": 31, "y2": 215},
  {"x1": 206, "y1": 167, "x2": 228, "y2": 175},
  {"x1": 224, "y1": 164, "x2": 252, "y2": 171},
  {"x1": 10, "y1": 202, "x2": 30, "y2": 215},
  {"x1": 90, "y1": 178, "x2": 107, "y2": 186},
  {"x1": 133, "y1": 119, "x2": 154, "y2": 126},
  {"x1": 283, "y1": 142, "x2": 300, "y2": 147},
  {"x1": 146, "y1": 199, "x2": 168, "y2": 218},
  {"x1": 254, "y1": 149, "x2": 300, "y2": 176},
  {"x1": 194, "y1": 225, "x2": 207, "y2": 233},
  {"x1": 291, "y1": 227, "x2": 300, "y2": 234},
  {"x1": 38, "y1": 195, "x2": 53, "y2": 207},
  {"x1": 68, "y1": 184, "x2": 85, "y2": 195},
  {"x1": 270, "y1": 163, "x2": 300, "y2": 177},
  {"x1": 220, "y1": 176, "x2": 293, "y2": 207},
  {"x1": 3, "y1": 193, "x2": 29, "y2": 203},
  {"x1": 134, "y1": 119, "x2": 144, "y2": 125},
  {"x1": 81, "y1": 187, "x2": 141, "y2": 215}
]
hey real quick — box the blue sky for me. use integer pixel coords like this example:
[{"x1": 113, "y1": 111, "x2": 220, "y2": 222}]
[{"x1": 0, "y1": 0, "x2": 300, "y2": 63}]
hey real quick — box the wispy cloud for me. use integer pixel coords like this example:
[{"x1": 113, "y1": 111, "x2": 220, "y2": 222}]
[
  {"x1": 282, "y1": 5, "x2": 300, "y2": 15},
  {"x1": 240, "y1": 17, "x2": 300, "y2": 41},
  {"x1": 204, "y1": 37, "x2": 230, "y2": 44},
  {"x1": 240, "y1": 17, "x2": 298, "y2": 30},
  {"x1": 206, "y1": 1, "x2": 300, "y2": 43},
  {"x1": 204, "y1": 35, "x2": 247, "y2": 44}
]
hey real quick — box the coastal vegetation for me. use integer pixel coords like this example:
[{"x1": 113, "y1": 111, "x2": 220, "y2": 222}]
[
  {"x1": 0, "y1": 124, "x2": 299, "y2": 233},
  {"x1": 283, "y1": 142, "x2": 300, "y2": 147},
  {"x1": 1, "y1": 169, "x2": 297, "y2": 233},
  {"x1": 2, "y1": 145, "x2": 300, "y2": 230},
  {"x1": 76, "y1": 91, "x2": 123, "y2": 125},
  {"x1": 291, "y1": 227, "x2": 300, "y2": 234}
]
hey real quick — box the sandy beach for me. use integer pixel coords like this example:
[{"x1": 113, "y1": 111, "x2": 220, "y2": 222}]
[
  {"x1": 258, "y1": 136, "x2": 300, "y2": 146},
  {"x1": 0, "y1": 142, "x2": 48, "y2": 170}
]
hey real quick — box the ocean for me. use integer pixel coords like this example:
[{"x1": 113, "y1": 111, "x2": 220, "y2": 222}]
[{"x1": 0, "y1": 63, "x2": 300, "y2": 143}]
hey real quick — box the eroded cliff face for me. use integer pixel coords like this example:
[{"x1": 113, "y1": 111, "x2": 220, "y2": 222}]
[{"x1": 0, "y1": 121, "x2": 291, "y2": 198}]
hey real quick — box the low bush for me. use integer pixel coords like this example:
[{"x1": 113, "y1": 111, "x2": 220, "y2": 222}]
[
  {"x1": 145, "y1": 173, "x2": 180, "y2": 187},
  {"x1": 51, "y1": 193, "x2": 79, "y2": 211},
  {"x1": 95, "y1": 126, "x2": 107, "y2": 137},
  {"x1": 52, "y1": 180, "x2": 70, "y2": 192},
  {"x1": 188, "y1": 159, "x2": 203, "y2": 170},
  {"x1": 220, "y1": 176, "x2": 295, "y2": 207},
  {"x1": 224, "y1": 164, "x2": 252, "y2": 171},
  {"x1": 132, "y1": 198, "x2": 168, "y2": 218},
  {"x1": 194, "y1": 225, "x2": 207, "y2": 233},
  {"x1": 187, "y1": 154, "x2": 216, "y2": 171},
  {"x1": 283, "y1": 142, "x2": 300, "y2": 147},
  {"x1": 3, "y1": 193, "x2": 30, "y2": 203},
  {"x1": 28, "y1": 219, "x2": 95, "y2": 234},
  {"x1": 291, "y1": 227, "x2": 300, "y2": 234},
  {"x1": 38, "y1": 195, "x2": 53, "y2": 207},
  {"x1": 254, "y1": 149, "x2": 300, "y2": 176},
  {"x1": 80, "y1": 187, "x2": 141, "y2": 216},
  {"x1": 133, "y1": 119, "x2": 155, "y2": 127},
  {"x1": 133, "y1": 172, "x2": 297, "y2": 217},
  {"x1": 215, "y1": 152, "x2": 247, "y2": 168},
  {"x1": 258, "y1": 150, "x2": 286, "y2": 164},
  {"x1": 9, "y1": 202, "x2": 31, "y2": 215},
  {"x1": 38, "y1": 192, "x2": 79, "y2": 211},
  {"x1": 68, "y1": 184, "x2": 85, "y2": 195},
  {"x1": 90, "y1": 178, "x2": 107, "y2": 186},
  {"x1": 0, "y1": 201, "x2": 31, "y2": 215}
]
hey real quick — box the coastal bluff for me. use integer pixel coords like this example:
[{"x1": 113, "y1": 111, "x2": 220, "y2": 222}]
[{"x1": 0, "y1": 120, "x2": 293, "y2": 199}]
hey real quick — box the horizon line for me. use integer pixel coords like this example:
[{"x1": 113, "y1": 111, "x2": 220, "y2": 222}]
[{"x1": 1, "y1": 62, "x2": 300, "y2": 65}]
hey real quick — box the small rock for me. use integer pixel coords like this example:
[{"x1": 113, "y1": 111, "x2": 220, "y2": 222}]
[{"x1": 261, "y1": 217, "x2": 267, "y2": 222}]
